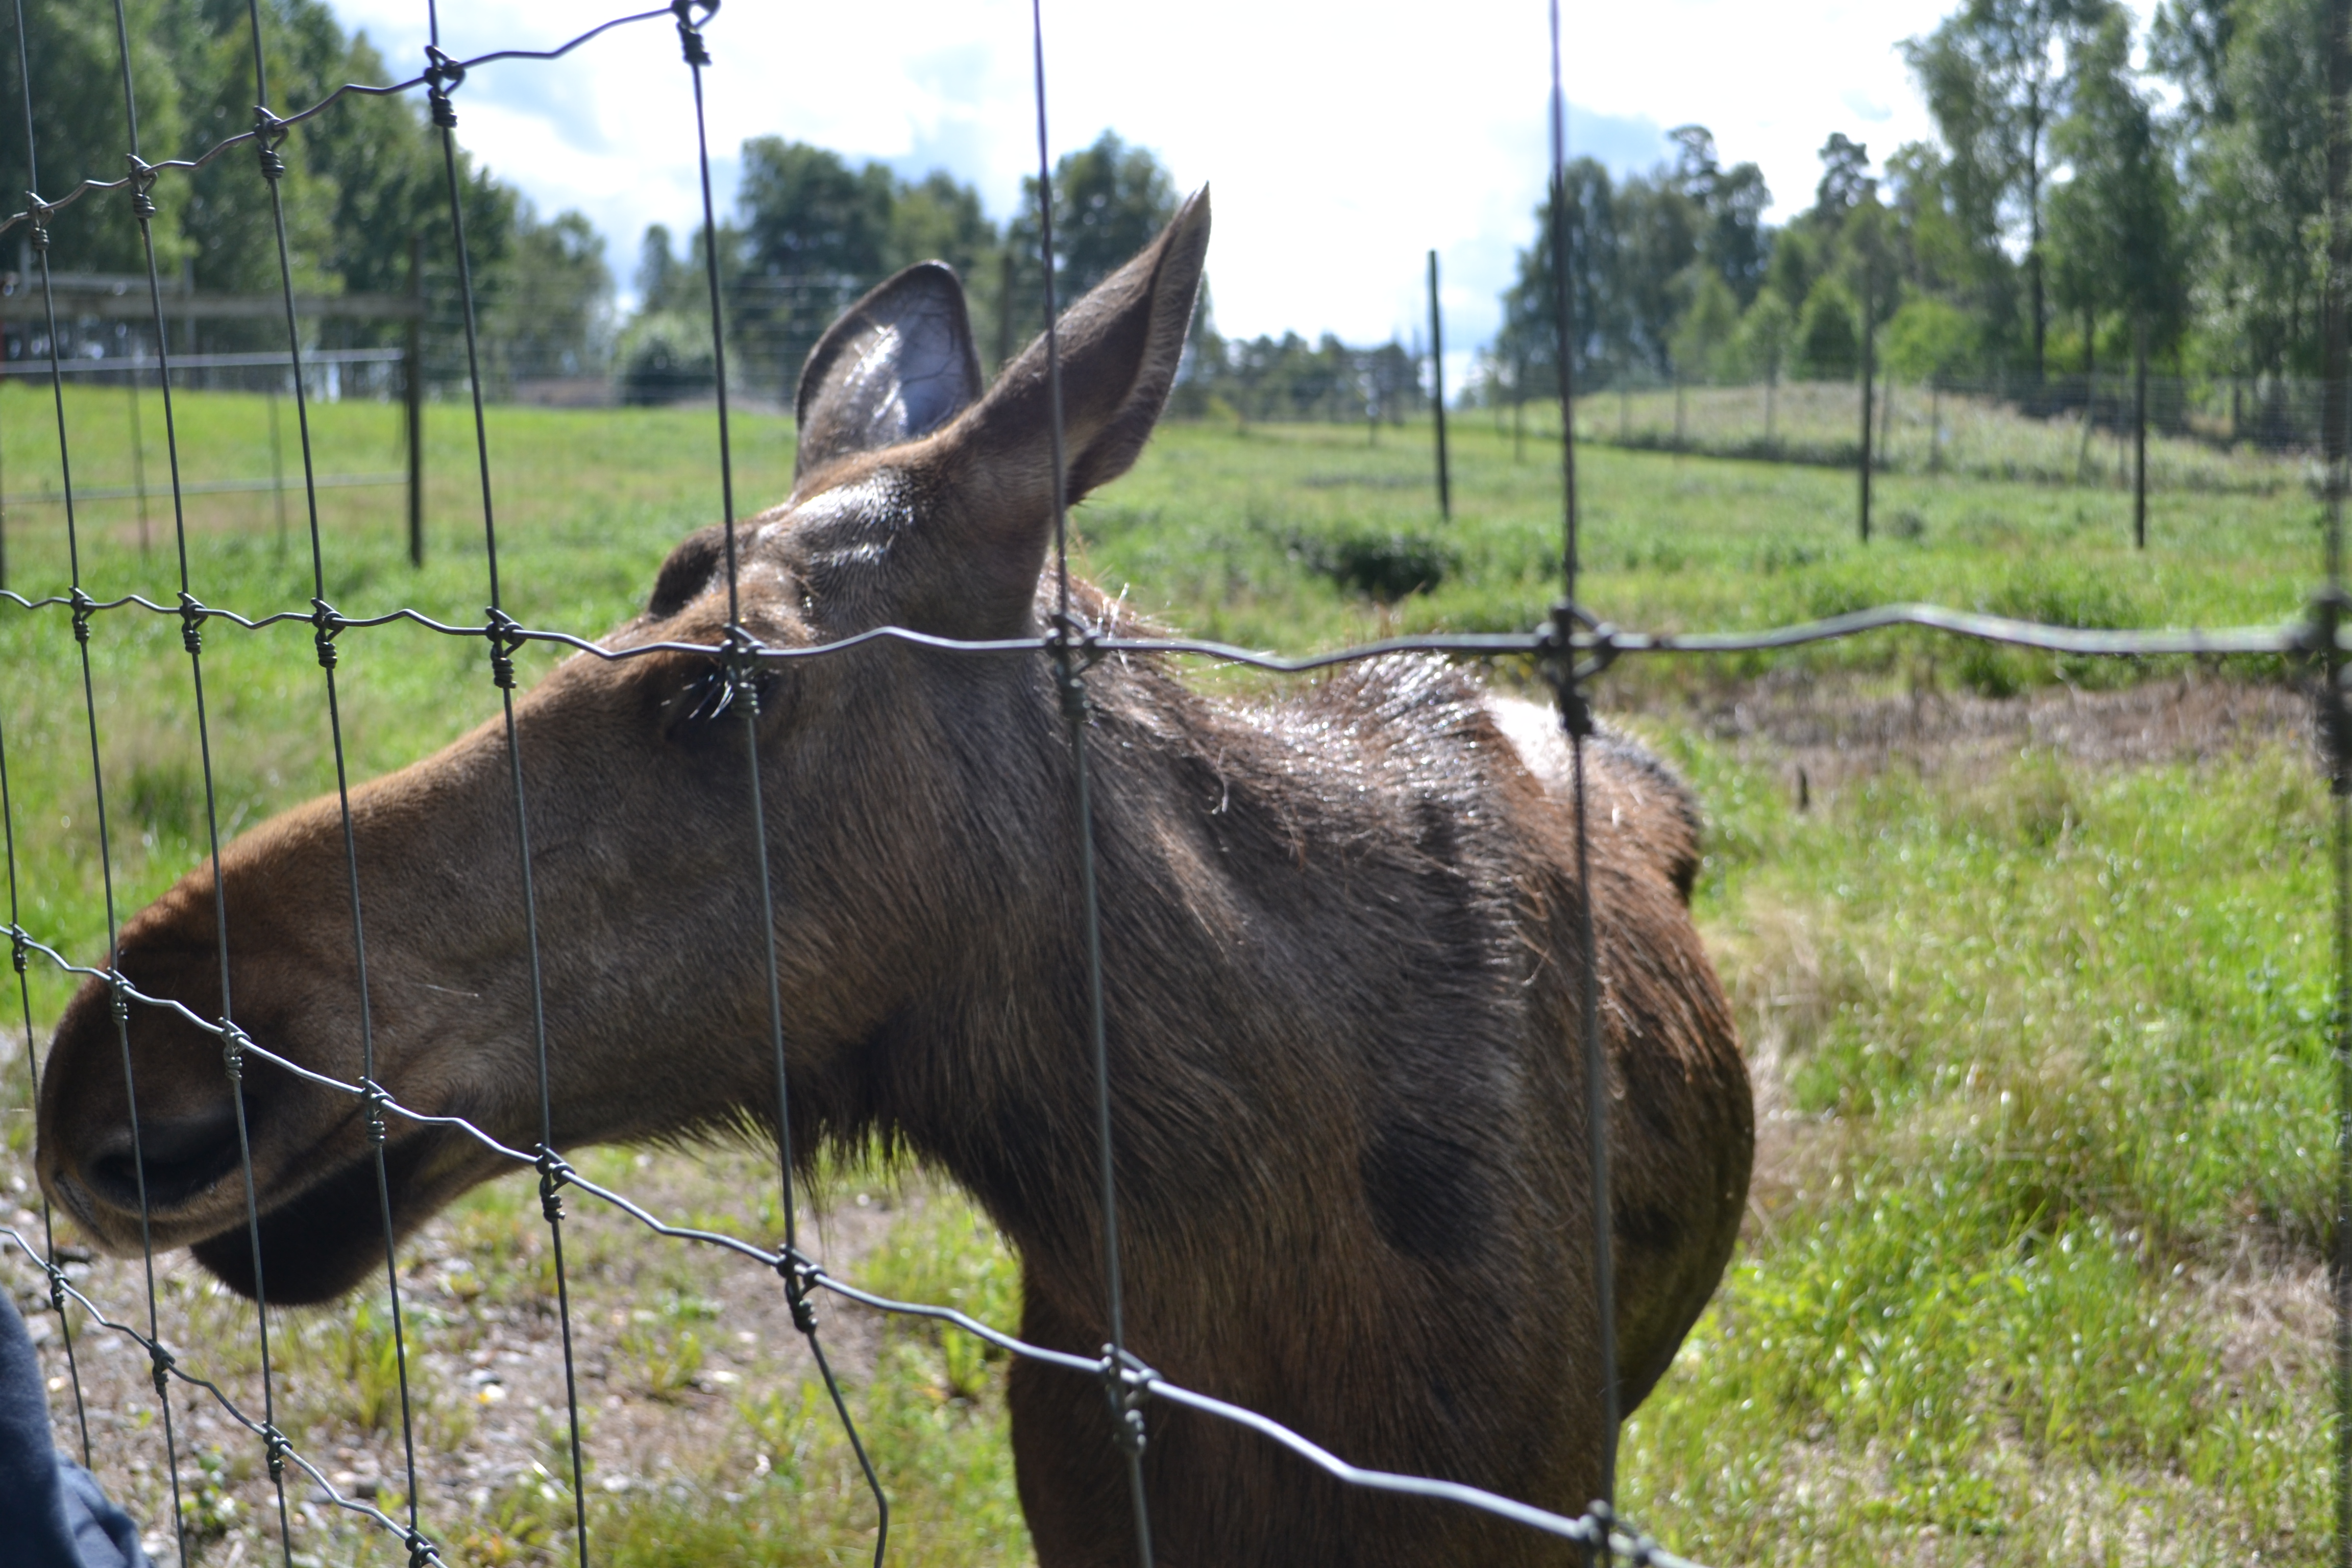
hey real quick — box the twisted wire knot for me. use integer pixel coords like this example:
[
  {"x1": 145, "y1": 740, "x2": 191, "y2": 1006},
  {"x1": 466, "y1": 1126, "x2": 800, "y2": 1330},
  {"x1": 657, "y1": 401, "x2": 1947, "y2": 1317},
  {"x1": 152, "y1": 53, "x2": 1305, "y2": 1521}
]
[
  {"x1": 177, "y1": 592, "x2": 207, "y2": 656},
  {"x1": 1583, "y1": 1499, "x2": 1617, "y2": 1563},
  {"x1": 146, "y1": 1339, "x2": 174, "y2": 1398},
  {"x1": 1099, "y1": 1345, "x2": 1153, "y2": 1458},
  {"x1": 252, "y1": 108, "x2": 288, "y2": 181},
  {"x1": 45, "y1": 1260, "x2": 66, "y2": 1314},
  {"x1": 361, "y1": 1080, "x2": 389, "y2": 1147},
  {"x1": 124, "y1": 157, "x2": 157, "y2": 220},
  {"x1": 405, "y1": 1530, "x2": 443, "y2": 1568},
  {"x1": 11, "y1": 926, "x2": 27, "y2": 975},
  {"x1": 69, "y1": 587, "x2": 93, "y2": 647},
  {"x1": 534, "y1": 1147, "x2": 572, "y2": 1224},
  {"x1": 777, "y1": 1251, "x2": 819, "y2": 1335},
  {"x1": 485, "y1": 608, "x2": 524, "y2": 690},
  {"x1": 672, "y1": 0, "x2": 717, "y2": 65},
  {"x1": 221, "y1": 1025, "x2": 247, "y2": 1085},
  {"x1": 1047, "y1": 611, "x2": 1101, "y2": 726},
  {"x1": 261, "y1": 1423, "x2": 289, "y2": 1482},
  {"x1": 311, "y1": 598, "x2": 343, "y2": 670},
  {"x1": 26, "y1": 194, "x2": 51, "y2": 254},
  {"x1": 423, "y1": 46, "x2": 464, "y2": 128},
  {"x1": 1540, "y1": 599, "x2": 1615, "y2": 741},
  {"x1": 722, "y1": 626, "x2": 766, "y2": 715}
]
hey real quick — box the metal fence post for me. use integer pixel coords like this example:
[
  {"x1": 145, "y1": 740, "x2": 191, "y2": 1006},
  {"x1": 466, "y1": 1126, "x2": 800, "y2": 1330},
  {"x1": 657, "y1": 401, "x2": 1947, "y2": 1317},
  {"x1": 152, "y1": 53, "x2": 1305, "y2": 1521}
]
[
  {"x1": 1428, "y1": 249, "x2": 1450, "y2": 522},
  {"x1": 406, "y1": 232, "x2": 424, "y2": 568},
  {"x1": 1858, "y1": 268, "x2": 1874, "y2": 545},
  {"x1": 2134, "y1": 317, "x2": 2149, "y2": 550},
  {"x1": 2324, "y1": 1, "x2": 2352, "y2": 1561}
]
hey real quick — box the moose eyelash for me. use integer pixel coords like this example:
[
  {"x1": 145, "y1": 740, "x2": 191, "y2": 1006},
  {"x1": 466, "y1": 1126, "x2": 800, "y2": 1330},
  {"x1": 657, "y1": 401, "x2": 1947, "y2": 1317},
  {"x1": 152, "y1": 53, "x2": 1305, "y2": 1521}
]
[{"x1": 667, "y1": 665, "x2": 778, "y2": 732}]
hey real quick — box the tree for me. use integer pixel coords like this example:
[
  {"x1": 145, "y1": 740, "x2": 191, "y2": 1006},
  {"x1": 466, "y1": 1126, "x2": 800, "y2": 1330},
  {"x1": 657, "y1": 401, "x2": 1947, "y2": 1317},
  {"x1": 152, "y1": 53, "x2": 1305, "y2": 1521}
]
[
  {"x1": 1670, "y1": 125, "x2": 1773, "y2": 306},
  {"x1": 1795, "y1": 279, "x2": 1860, "y2": 379},
  {"x1": 2047, "y1": 9, "x2": 2186, "y2": 366},
  {"x1": 0, "y1": 0, "x2": 537, "y2": 375},
  {"x1": 2149, "y1": 0, "x2": 2236, "y2": 125},
  {"x1": 729, "y1": 138, "x2": 997, "y2": 399},
  {"x1": 498, "y1": 206, "x2": 611, "y2": 379},
  {"x1": 738, "y1": 138, "x2": 894, "y2": 283},
  {"x1": 1814, "y1": 132, "x2": 1877, "y2": 220},
  {"x1": 1735, "y1": 291, "x2": 1795, "y2": 384},
  {"x1": 1882, "y1": 296, "x2": 1978, "y2": 382},
  {"x1": 0, "y1": 0, "x2": 189, "y2": 276},
  {"x1": 886, "y1": 170, "x2": 996, "y2": 278},
  {"x1": 1903, "y1": 0, "x2": 2114, "y2": 381},
  {"x1": 1671, "y1": 269, "x2": 1741, "y2": 382},
  {"x1": 1882, "y1": 138, "x2": 2014, "y2": 362},
  {"x1": 1497, "y1": 156, "x2": 1621, "y2": 394},
  {"x1": 1044, "y1": 131, "x2": 1177, "y2": 298},
  {"x1": 2170, "y1": 0, "x2": 2330, "y2": 385},
  {"x1": 637, "y1": 224, "x2": 688, "y2": 311},
  {"x1": 1614, "y1": 172, "x2": 1702, "y2": 374},
  {"x1": 1001, "y1": 131, "x2": 1179, "y2": 354}
]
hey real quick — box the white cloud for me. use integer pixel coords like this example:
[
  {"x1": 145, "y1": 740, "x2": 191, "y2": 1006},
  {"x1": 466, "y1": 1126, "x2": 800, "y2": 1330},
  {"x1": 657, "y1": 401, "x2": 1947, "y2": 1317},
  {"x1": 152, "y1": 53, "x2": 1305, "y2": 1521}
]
[{"x1": 325, "y1": 0, "x2": 2151, "y2": 352}]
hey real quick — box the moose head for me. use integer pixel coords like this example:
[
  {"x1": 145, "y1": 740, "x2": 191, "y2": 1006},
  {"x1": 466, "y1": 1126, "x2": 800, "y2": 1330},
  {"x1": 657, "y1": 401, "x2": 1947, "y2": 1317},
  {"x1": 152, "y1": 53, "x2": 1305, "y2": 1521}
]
[{"x1": 37, "y1": 194, "x2": 1213, "y2": 1302}]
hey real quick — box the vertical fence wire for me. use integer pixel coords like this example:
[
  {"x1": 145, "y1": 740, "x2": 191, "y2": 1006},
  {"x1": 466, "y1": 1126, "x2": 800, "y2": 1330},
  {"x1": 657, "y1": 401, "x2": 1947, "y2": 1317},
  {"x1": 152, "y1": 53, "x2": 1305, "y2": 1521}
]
[
  {"x1": 230, "y1": 0, "x2": 378, "y2": 1553},
  {"x1": 0, "y1": 0, "x2": 87, "y2": 1482},
  {"x1": 2328, "y1": 4, "x2": 2352, "y2": 1563},
  {"x1": 1027, "y1": 4, "x2": 1154, "y2": 1563},
  {"x1": 418, "y1": 9, "x2": 594, "y2": 1562},
  {"x1": 0, "y1": 594, "x2": 87, "y2": 1471},
  {"x1": 1547, "y1": 0, "x2": 1619, "y2": 1531},
  {"x1": 669, "y1": 3, "x2": 890, "y2": 1558},
  {"x1": 112, "y1": 0, "x2": 292, "y2": 1554},
  {"x1": 207, "y1": 0, "x2": 434, "y2": 1551},
  {"x1": 9, "y1": 3, "x2": 194, "y2": 1557}
]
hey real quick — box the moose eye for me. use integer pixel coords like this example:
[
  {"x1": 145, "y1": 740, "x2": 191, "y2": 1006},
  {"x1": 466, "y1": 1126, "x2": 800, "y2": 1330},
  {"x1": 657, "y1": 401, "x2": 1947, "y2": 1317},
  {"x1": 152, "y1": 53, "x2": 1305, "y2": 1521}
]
[{"x1": 662, "y1": 663, "x2": 779, "y2": 741}]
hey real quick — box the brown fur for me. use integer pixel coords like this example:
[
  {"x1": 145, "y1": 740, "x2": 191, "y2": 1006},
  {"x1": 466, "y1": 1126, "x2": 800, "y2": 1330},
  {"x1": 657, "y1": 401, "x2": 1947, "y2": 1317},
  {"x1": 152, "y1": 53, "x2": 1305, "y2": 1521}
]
[{"x1": 36, "y1": 191, "x2": 1751, "y2": 1566}]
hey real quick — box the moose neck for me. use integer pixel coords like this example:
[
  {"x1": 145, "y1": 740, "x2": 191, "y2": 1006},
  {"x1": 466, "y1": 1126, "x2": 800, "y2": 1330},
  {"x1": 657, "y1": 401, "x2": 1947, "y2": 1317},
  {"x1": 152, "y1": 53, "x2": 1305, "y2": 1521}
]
[{"x1": 816, "y1": 600, "x2": 1537, "y2": 1325}]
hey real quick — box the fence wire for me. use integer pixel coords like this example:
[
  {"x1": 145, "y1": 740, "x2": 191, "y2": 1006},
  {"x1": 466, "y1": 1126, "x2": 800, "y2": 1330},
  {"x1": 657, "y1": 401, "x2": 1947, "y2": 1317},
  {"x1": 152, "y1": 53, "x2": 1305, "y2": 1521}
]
[{"x1": 0, "y1": 3, "x2": 2341, "y2": 1568}]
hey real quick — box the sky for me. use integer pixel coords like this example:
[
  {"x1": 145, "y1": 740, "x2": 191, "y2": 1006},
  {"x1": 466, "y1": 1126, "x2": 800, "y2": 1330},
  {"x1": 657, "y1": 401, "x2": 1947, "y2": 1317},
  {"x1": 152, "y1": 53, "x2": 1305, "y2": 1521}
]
[{"x1": 328, "y1": 0, "x2": 2153, "y2": 362}]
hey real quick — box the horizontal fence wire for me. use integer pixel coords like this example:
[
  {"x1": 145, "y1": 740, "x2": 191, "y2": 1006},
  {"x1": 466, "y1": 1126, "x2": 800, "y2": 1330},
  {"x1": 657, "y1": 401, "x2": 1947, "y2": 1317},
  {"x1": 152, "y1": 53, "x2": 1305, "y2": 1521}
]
[
  {"x1": 1, "y1": 1, "x2": 2339, "y2": 1566},
  {"x1": 0, "y1": 582, "x2": 2323, "y2": 662}
]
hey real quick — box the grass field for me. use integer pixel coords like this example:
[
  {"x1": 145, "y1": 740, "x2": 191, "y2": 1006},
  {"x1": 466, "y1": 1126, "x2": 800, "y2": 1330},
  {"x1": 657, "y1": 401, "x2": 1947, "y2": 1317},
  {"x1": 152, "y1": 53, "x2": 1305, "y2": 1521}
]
[
  {"x1": 1559, "y1": 379, "x2": 2306, "y2": 495},
  {"x1": 0, "y1": 383, "x2": 2334, "y2": 1565}
]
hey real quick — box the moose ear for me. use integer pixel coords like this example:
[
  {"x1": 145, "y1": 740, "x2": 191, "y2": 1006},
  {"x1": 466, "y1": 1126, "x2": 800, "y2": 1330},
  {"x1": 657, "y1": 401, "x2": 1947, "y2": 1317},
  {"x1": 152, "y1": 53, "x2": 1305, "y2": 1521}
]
[
  {"x1": 971, "y1": 186, "x2": 1210, "y2": 504},
  {"x1": 930, "y1": 187, "x2": 1209, "y2": 627},
  {"x1": 794, "y1": 261, "x2": 985, "y2": 483}
]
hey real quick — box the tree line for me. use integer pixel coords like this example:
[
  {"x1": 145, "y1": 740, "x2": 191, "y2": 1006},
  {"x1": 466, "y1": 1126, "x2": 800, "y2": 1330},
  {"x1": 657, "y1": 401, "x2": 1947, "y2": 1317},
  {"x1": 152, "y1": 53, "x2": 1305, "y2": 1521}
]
[
  {"x1": 0, "y1": 0, "x2": 611, "y2": 383},
  {"x1": 622, "y1": 128, "x2": 1433, "y2": 422},
  {"x1": 1497, "y1": 0, "x2": 2329, "y2": 441},
  {"x1": 27, "y1": 0, "x2": 2294, "y2": 433}
]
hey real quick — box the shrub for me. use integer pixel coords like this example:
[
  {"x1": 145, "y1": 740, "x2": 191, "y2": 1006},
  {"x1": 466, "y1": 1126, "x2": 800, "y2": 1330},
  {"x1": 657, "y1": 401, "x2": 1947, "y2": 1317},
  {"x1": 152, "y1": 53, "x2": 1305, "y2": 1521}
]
[{"x1": 616, "y1": 311, "x2": 717, "y2": 405}]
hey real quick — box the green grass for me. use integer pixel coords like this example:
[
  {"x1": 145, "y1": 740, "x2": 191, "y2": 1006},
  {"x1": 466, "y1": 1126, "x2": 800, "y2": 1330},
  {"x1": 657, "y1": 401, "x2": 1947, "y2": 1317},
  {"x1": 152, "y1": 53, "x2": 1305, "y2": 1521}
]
[
  {"x1": 1615, "y1": 738, "x2": 2329, "y2": 1564},
  {"x1": 0, "y1": 389, "x2": 2332, "y2": 1565}
]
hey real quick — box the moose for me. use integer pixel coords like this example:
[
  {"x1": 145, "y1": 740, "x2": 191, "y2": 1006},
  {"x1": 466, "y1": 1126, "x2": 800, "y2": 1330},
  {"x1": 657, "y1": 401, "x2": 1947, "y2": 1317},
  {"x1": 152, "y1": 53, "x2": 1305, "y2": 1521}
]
[{"x1": 37, "y1": 191, "x2": 1752, "y2": 1565}]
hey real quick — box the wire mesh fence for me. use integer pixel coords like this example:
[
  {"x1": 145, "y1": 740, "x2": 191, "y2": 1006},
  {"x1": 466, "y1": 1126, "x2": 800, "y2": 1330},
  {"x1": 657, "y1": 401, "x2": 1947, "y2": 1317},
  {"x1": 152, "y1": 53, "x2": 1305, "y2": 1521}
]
[{"x1": 0, "y1": 3, "x2": 2342, "y2": 1567}]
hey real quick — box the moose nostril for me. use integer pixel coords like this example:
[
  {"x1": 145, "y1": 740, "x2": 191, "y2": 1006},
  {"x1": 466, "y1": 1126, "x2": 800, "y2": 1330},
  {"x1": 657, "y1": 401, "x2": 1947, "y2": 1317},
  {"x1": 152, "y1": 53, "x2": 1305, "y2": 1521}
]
[{"x1": 85, "y1": 1102, "x2": 245, "y2": 1212}]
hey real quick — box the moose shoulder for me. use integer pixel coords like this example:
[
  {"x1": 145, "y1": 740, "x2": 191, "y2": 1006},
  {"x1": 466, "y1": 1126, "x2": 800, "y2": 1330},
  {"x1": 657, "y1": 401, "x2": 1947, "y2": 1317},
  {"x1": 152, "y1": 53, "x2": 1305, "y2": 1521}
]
[{"x1": 37, "y1": 190, "x2": 1752, "y2": 1566}]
